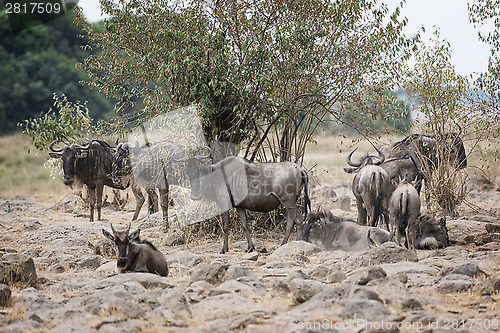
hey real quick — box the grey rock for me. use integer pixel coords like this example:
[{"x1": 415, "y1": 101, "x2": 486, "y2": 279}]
[
  {"x1": 345, "y1": 266, "x2": 387, "y2": 285},
  {"x1": 289, "y1": 278, "x2": 331, "y2": 303},
  {"x1": 342, "y1": 242, "x2": 418, "y2": 270},
  {"x1": 225, "y1": 265, "x2": 255, "y2": 281},
  {"x1": 93, "y1": 239, "x2": 115, "y2": 258},
  {"x1": 191, "y1": 262, "x2": 229, "y2": 284},
  {"x1": 440, "y1": 263, "x2": 488, "y2": 278},
  {"x1": 186, "y1": 281, "x2": 214, "y2": 303},
  {"x1": 190, "y1": 293, "x2": 273, "y2": 322},
  {"x1": 0, "y1": 283, "x2": 11, "y2": 306},
  {"x1": 435, "y1": 274, "x2": 480, "y2": 293},
  {"x1": 0, "y1": 254, "x2": 37, "y2": 286},
  {"x1": 267, "y1": 241, "x2": 321, "y2": 261},
  {"x1": 308, "y1": 265, "x2": 347, "y2": 284},
  {"x1": 166, "y1": 250, "x2": 204, "y2": 267},
  {"x1": 473, "y1": 276, "x2": 500, "y2": 295}
]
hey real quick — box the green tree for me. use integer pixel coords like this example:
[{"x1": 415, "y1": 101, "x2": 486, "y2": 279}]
[
  {"x1": 76, "y1": 0, "x2": 415, "y2": 163},
  {"x1": 469, "y1": 0, "x2": 500, "y2": 133},
  {"x1": 0, "y1": 9, "x2": 114, "y2": 134}
]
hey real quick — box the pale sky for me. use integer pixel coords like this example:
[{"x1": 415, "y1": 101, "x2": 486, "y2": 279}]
[{"x1": 78, "y1": 0, "x2": 492, "y2": 76}]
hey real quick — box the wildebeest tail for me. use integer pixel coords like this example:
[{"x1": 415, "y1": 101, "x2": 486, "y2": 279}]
[
  {"x1": 301, "y1": 170, "x2": 311, "y2": 220},
  {"x1": 372, "y1": 171, "x2": 383, "y2": 226},
  {"x1": 399, "y1": 190, "x2": 409, "y2": 236}
]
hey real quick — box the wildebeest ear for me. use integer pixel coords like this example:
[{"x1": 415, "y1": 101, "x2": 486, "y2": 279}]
[
  {"x1": 129, "y1": 229, "x2": 140, "y2": 242},
  {"x1": 102, "y1": 229, "x2": 114, "y2": 241},
  {"x1": 48, "y1": 153, "x2": 62, "y2": 159}
]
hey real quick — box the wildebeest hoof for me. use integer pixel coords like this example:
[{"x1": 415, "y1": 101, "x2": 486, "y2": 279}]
[{"x1": 247, "y1": 247, "x2": 255, "y2": 253}]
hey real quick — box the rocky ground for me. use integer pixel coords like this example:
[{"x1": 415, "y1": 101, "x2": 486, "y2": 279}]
[{"x1": 0, "y1": 179, "x2": 499, "y2": 333}]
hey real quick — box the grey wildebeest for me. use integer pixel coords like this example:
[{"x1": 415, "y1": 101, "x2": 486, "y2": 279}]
[
  {"x1": 379, "y1": 133, "x2": 467, "y2": 193},
  {"x1": 344, "y1": 149, "x2": 391, "y2": 228},
  {"x1": 113, "y1": 140, "x2": 211, "y2": 229},
  {"x1": 102, "y1": 224, "x2": 168, "y2": 276},
  {"x1": 181, "y1": 155, "x2": 311, "y2": 254},
  {"x1": 388, "y1": 179, "x2": 421, "y2": 251},
  {"x1": 49, "y1": 139, "x2": 147, "y2": 222},
  {"x1": 302, "y1": 207, "x2": 390, "y2": 251},
  {"x1": 415, "y1": 213, "x2": 449, "y2": 249}
]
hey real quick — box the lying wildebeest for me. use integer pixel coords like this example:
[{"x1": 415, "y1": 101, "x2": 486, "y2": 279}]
[
  {"x1": 49, "y1": 139, "x2": 147, "y2": 222},
  {"x1": 388, "y1": 179, "x2": 421, "y2": 251},
  {"x1": 415, "y1": 213, "x2": 449, "y2": 249},
  {"x1": 380, "y1": 133, "x2": 467, "y2": 192},
  {"x1": 345, "y1": 148, "x2": 391, "y2": 228},
  {"x1": 114, "y1": 140, "x2": 210, "y2": 228},
  {"x1": 182, "y1": 155, "x2": 311, "y2": 254},
  {"x1": 102, "y1": 223, "x2": 168, "y2": 276},
  {"x1": 302, "y1": 207, "x2": 390, "y2": 251}
]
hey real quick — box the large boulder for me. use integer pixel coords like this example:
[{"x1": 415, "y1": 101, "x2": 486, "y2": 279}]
[
  {"x1": 0, "y1": 254, "x2": 37, "y2": 286},
  {"x1": 342, "y1": 242, "x2": 418, "y2": 270}
]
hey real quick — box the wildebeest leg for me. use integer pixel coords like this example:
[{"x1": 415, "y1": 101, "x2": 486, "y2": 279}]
[
  {"x1": 88, "y1": 187, "x2": 96, "y2": 222},
  {"x1": 388, "y1": 211, "x2": 398, "y2": 245},
  {"x1": 96, "y1": 184, "x2": 104, "y2": 221},
  {"x1": 131, "y1": 182, "x2": 145, "y2": 221},
  {"x1": 282, "y1": 207, "x2": 298, "y2": 245},
  {"x1": 159, "y1": 188, "x2": 169, "y2": 231},
  {"x1": 407, "y1": 218, "x2": 416, "y2": 251},
  {"x1": 236, "y1": 207, "x2": 255, "y2": 252},
  {"x1": 146, "y1": 189, "x2": 158, "y2": 214},
  {"x1": 356, "y1": 199, "x2": 367, "y2": 225},
  {"x1": 221, "y1": 211, "x2": 230, "y2": 254}
]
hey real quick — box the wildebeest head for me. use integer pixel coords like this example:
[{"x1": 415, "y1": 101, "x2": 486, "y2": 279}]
[
  {"x1": 113, "y1": 141, "x2": 135, "y2": 177},
  {"x1": 49, "y1": 140, "x2": 92, "y2": 185},
  {"x1": 302, "y1": 206, "x2": 341, "y2": 242},
  {"x1": 102, "y1": 223, "x2": 140, "y2": 269},
  {"x1": 343, "y1": 147, "x2": 385, "y2": 174},
  {"x1": 172, "y1": 146, "x2": 212, "y2": 201}
]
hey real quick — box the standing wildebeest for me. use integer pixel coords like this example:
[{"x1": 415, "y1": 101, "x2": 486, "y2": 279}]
[
  {"x1": 388, "y1": 179, "x2": 421, "y2": 251},
  {"x1": 302, "y1": 207, "x2": 390, "y2": 251},
  {"x1": 344, "y1": 149, "x2": 391, "y2": 228},
  {"x1": 182, "y1": 155, "x2": 311, "y2": 254},
  {"x1": 380, "y1": 133, "x2": 467, "y2": 193},
  {"x1": 102, "y1": 224, "x2": 168, "y2": 276},
  {"x1": 114, "y1": 140, "x2": 210, "y2": 229},
  {"x1": 49, "y1": 139, "x2": 147, "y2": 222}
]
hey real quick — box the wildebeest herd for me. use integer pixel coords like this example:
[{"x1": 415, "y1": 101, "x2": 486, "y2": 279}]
[{"x1": 49, "y1": 132, "x2": 466, "y2": 275}]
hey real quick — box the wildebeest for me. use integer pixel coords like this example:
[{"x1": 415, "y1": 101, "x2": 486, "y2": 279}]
[
  {"x1": 388, "y1": 179, "x2": 421, "y2": 251},
  {"x1": 49, "y1": 139, "x2": 146, "y2": 222},
  {"x1": 184, "y1": 155, "x2": 311, "y2": 254},
  {"x1": 302, "y1": 207, "x2": 390, "y2": 251},
  {"x1": 102, "y1": 224, "x2": 168, "y2": 276},
  {"x1": 114, "y1": 140, "x2": 211, "y2": 228},
  {"x1": 380, "y1": 133, "x2": 467, "y2": 192},
  {"x1": 345, "y1": 149, "x2": 391, "y2": 228},
  {"x1": 415, "y1": 213, "x2": 449, "y2": 249}
]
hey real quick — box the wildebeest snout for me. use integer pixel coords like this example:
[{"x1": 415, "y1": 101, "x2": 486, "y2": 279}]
[{"x1": 63, "y1": 175, "x2": 74, "y2": 185}]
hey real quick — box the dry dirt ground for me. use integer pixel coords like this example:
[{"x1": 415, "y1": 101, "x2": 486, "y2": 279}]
[{"x1": 0, "y1": 135, "x2": 499, "y2": 332}]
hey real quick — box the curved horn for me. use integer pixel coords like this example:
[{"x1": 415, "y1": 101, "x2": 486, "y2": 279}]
[
  {"x1": 122, "y1": 142, "x2": 136, "y2": 150},
  {"x1": 110, "y1": 223, "x2": 116, "y2": 234},
  {"x1": 70, "y1": 138, "x2": 92, "y2": 151},
  {"x1": 195, "y1": 146, "x2": 212, "y2": 160},
  {"x1": 172, "y1": 148, "x2": 189, "y2": 162},
  {"x1": 376, "y1": 147, "x2": 385, "y2": 165},
  {"x1": 49, "y1": 140, "x2": 66, "y2": 152},
  {"x1": 315, "y1": 205, "x2": 321, "y2": 215},
  {"x1": 346, "y1": 148, "x2": 362, "y2": 167},
  {"x1": 115, "y1": 138, "x2": 120, "y2": 146},
  {"x1": 126, "y1": 223, "x2": 131, "y2": 234}
]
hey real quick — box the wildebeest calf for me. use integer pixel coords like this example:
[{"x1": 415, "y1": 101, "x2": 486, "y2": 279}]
[
  {"x1": 302, "y1": 208, "x2": 390, "y2": 251},
  {"x1": 388, "y1": 180, "x2": 421, "y2": 251},
  {"x1": 102, "y1": 224, "x2": 168, "y2": 276}
]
